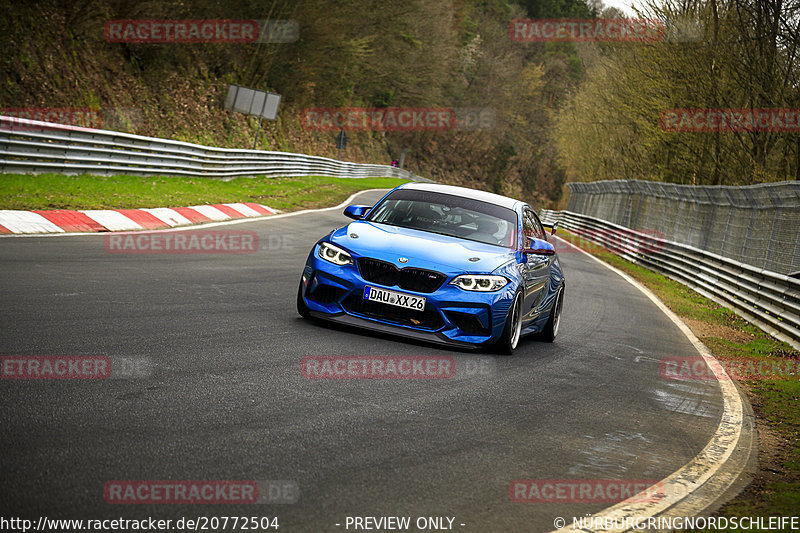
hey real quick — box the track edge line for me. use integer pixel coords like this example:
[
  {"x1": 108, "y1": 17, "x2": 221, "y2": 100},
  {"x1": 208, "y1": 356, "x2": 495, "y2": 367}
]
[{"x1": 548, "y1": 235, "x2": 755, "y2": 533}]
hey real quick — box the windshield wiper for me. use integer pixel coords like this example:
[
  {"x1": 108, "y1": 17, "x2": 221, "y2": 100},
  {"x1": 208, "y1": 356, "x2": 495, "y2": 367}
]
[{"x1": 370, "y1": 221, "x2": 507, "y2": 248}]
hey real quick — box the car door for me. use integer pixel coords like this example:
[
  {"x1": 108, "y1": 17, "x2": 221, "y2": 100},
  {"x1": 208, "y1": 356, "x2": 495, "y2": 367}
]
[{"x1": 520, "y1": 208, "x2": 553, "y2": 322}]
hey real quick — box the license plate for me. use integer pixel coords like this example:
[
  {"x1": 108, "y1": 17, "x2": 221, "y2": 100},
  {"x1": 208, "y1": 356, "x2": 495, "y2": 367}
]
[{"x1": 363, "y1": 286, "x2": 425, "y2": 311}]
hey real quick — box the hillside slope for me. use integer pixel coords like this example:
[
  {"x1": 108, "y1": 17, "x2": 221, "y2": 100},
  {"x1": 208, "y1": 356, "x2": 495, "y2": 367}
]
[{"x1": 0, "y1": 0, "x2": 597, "y2": 208}]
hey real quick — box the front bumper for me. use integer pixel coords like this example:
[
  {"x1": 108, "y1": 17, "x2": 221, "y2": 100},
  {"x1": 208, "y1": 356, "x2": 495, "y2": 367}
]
[{"x1": 300, "y1": 249, "x2": 517, "y2": 348}]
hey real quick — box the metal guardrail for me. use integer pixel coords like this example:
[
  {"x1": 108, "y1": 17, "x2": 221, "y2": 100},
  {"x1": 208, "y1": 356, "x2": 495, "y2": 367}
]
[
  {"x1": 0, "y1": 115, "x2": 425, "y2": 181},
  {"x1": 540, "y1": 209, "x2": 800, "y2": 350}
]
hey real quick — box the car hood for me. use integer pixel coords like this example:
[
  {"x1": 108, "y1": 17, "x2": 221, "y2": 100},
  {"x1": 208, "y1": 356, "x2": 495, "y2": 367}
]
[{"x1": 329, "y1": 220, "x2": 516, "y2": 274}]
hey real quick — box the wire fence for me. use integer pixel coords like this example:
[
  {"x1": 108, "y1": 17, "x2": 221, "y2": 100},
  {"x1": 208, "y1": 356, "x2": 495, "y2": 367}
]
[{"x1": 567, "y1": 180, "x2": 800, "y2": 275}]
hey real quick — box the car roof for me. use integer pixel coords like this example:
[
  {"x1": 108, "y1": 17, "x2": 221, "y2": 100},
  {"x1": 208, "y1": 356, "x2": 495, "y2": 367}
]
[{"x1": 398, "y1": 182, "x2": 523, "y2": 211}]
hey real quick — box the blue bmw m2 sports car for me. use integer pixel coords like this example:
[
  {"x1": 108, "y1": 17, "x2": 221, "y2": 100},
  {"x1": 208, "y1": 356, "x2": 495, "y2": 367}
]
[{"x1": 297, "y1": 183, "x2": 564, "y2": 354}]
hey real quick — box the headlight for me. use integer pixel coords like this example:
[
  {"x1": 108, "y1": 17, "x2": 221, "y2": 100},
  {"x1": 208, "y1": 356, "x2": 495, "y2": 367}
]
[
  {"x1": 450, "y1": 275, "x2": 508, "y2": 292},
  {"x1": 318, "y1": 242, "x2": 353, "y2": 266}
]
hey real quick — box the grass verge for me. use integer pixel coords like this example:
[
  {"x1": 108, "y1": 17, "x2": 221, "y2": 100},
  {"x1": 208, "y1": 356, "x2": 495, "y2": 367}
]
[
  {"x1": 0, "y1": 173, "x2": 409, "y2": 211},
  {"x1": 559, "y1": 229, "x2": 800, "y2": 530}
]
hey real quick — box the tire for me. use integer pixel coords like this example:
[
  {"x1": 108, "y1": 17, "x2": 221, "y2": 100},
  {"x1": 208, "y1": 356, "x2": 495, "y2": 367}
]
[
  {"x1": 297, "y1": 280, "x2": 311, "y2": 318},
  {"x1": 538, "y1": 285, "x2": 564, "y2": 343},
  {"x1": 496, "y1": 291, "x2": 523, "y2": 355}
]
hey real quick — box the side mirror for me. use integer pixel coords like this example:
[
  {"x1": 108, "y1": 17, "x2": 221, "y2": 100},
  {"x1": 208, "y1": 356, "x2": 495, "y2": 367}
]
[
  {"x1": 542, "y1": 221, "x2": 559, "y2": 236},
  {"x1": 522, "y1": 237, "x2": 555, "y2": 256},
  {"x1": 344, "y1": 204, "x2": 370, "y2": 220}
]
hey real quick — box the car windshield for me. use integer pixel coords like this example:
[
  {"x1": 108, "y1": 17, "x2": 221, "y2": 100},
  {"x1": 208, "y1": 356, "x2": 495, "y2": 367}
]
[{"x1": 366, "y1": 189, "x2": 518, "y2": 248}]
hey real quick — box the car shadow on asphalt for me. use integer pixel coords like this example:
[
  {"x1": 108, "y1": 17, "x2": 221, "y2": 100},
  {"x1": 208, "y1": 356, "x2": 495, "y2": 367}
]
[{"x1": 293, "y1": 315, "x2": 547, "y2": 357}]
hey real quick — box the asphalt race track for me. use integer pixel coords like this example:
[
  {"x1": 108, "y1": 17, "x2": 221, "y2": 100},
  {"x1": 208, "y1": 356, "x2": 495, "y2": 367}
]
[{"x1": 0, "y1": 190, "x2": 726, "y2": 532}]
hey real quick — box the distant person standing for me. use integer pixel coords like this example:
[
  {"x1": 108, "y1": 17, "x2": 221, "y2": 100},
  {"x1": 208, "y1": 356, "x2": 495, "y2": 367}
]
[{"x1": 391, "y1": 160, "x2": 398, "y2": 167}]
